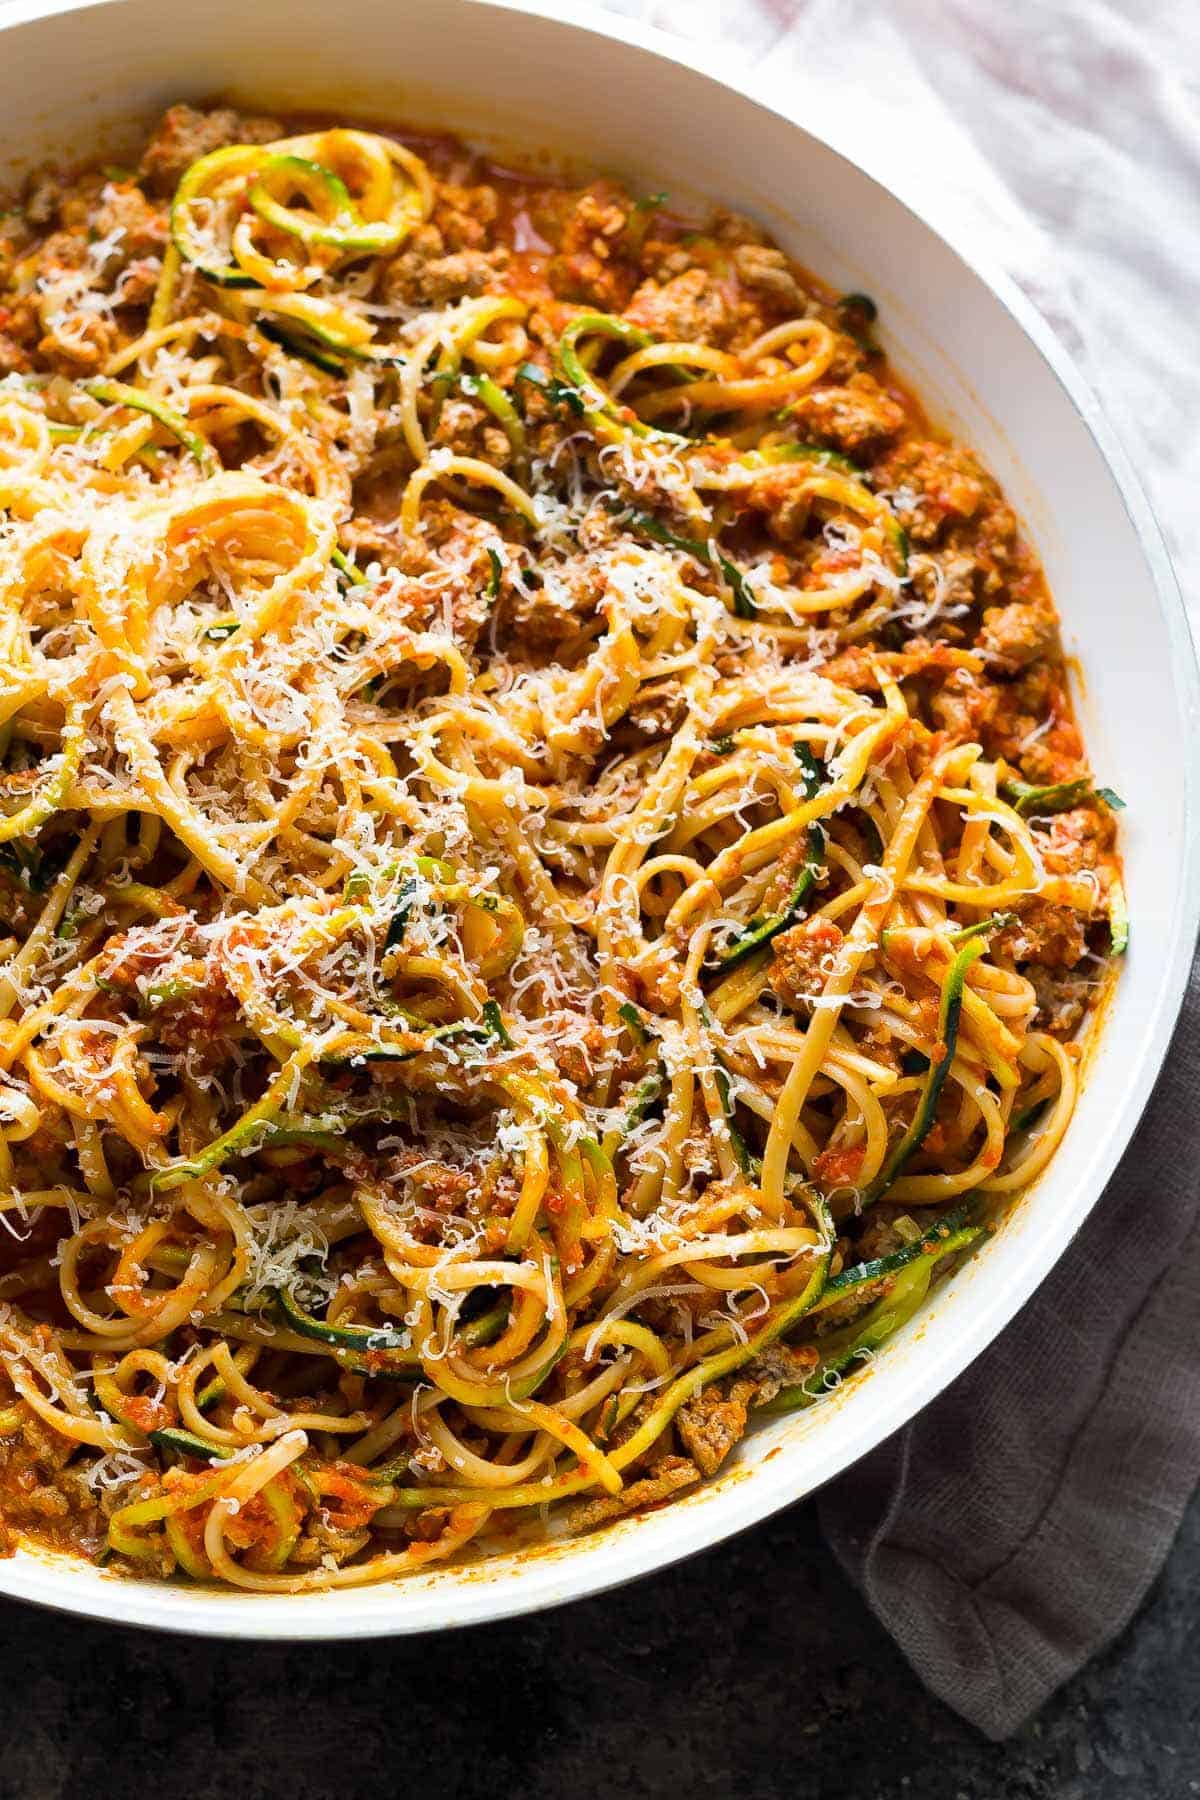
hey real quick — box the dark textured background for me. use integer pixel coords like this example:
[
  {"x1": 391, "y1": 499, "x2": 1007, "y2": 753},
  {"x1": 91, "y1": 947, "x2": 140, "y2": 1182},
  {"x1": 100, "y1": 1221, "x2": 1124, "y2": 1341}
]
[{"x1": 0, "y1": 1487, "x2": 1195, "y2": 1800}]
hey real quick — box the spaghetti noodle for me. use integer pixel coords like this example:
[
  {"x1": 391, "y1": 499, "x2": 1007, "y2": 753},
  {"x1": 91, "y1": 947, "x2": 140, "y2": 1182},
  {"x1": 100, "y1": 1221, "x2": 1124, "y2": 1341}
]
[{"x1": 0, "y1": 107, "x2": 1122, "y2": 1588}]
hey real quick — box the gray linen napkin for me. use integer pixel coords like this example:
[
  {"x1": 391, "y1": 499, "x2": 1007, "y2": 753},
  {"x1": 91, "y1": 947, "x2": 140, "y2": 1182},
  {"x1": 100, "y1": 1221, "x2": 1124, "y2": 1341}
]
[{"x1": 818, "y1": 959, "x2": 1200, "y2": 1739}]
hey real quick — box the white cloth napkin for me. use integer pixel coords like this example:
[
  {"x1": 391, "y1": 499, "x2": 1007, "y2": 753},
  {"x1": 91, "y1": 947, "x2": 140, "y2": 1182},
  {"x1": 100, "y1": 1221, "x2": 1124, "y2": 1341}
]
[{"x1": 596, "y1": 0, "x2": 1200, "y2": 1738}]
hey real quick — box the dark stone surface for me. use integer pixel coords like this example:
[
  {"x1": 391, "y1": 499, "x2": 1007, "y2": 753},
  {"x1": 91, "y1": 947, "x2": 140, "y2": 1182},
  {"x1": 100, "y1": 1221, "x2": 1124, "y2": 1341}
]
[{"x1": 0, "y1": 1487, "x2": 1195, "y2": 1800}]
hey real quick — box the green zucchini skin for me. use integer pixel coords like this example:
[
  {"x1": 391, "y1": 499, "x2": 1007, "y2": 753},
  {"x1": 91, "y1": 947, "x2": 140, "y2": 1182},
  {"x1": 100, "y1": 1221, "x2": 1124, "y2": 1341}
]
[
  {"x1": 82, "y1": 378, "x2": 215, "y2": 473},
  {"x1": 555, "y1": 311, "x2": 655, "y2": 437},
  {"x1": 709, "y1": 747, "x2": 827, "y2": 975},
  {"x1": 168, "y1": 144, "x2": 264, "y2": 288},
  {"x1": 1109, "y1": 877, "x2": 1130, "y2": 955},
  {"x1": 248, "y1": 154, "x2": 392, "y2": 252},
  {"x1": 481, "y1": 999, "x2": 514, "y2": 1048},
  {"x1": 617, "y1": 1000, "x2": 653, "y2": 1046},
  {"x1": 149, "y1": 1427, "x2": 233, "y2": 1461},
  {"x1": 256, "y1": 318, "x2": 349, "y2": 376},
  {"x1": 758, "y1": 441, "x2": 863, "y2": 478},
  {"x1": 710, "y1": 830, "x2": 825, "y2": 975},
  {"x1": 819, "y1": 1199, "x2": 978, "y2": 1304},
  {"x1": 331, "y1": 547, "x2": 368, "y2": 586},
  {"x1": 1001, "y1": 775, "x2": 1124, "y2": 819},
  {"x1": 713, "y1": 1062, "x2": 757, "y2": 1177},
  {"x1": 859, "y1": 934, "x2": 987, "y2": 1209},
  {"x1": 270, "y1": 1287, "x2": 509, "y2": 1360},
  {"x1": 621, "y1": 1067, "x2": 665, "y2": 1138},
  {"x1": 760, "y1": 1219, "x2": 982, "y2": 1415},
  {"x1": 1001, "y1": 775, "x2": 1091, "y2": 816},
  {"x1": 618, "y1": 507, "x2": 759, "y2": 618},
  {"x1": 274, "y1": 1285, "x2": 416, "y2": 1356}
]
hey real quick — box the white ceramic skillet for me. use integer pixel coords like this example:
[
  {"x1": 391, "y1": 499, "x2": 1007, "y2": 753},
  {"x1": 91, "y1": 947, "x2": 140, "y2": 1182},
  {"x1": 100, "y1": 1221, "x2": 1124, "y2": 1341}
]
[{"x1": 0, "y1": 0, "x2": 1195, "y2": 1638}]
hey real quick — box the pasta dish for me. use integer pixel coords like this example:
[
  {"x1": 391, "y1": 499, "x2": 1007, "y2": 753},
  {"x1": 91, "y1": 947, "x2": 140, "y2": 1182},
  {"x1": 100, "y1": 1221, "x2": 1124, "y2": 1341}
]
[{"x1": 0, "y1": 107, "x2": 1124, "y2": 1590}]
